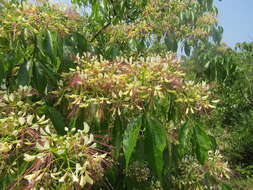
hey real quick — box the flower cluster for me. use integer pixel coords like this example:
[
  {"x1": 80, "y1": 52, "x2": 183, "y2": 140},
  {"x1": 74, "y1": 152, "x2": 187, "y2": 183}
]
[
  {"x1": 0, "y1": 2, "x2": 85, "y2": 39},
  {"x1": 172, "y1": 151, "x2": 231, "y2": 190},
  {"x1": 0, "y1": 85, "x2": 110, "y2": 189},
  {"x1": 55, "y1": 53, "x2": 216, "y2": 119}
]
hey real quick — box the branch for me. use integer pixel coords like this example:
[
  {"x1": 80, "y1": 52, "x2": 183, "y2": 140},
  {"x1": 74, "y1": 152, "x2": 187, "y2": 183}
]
[{"x1": 90, "y1": 22, "x2": 111, "y2": 42}]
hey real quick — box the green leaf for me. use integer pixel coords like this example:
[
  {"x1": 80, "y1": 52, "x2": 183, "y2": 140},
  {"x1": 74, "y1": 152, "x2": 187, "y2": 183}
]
[
  {"x1": 123, "y1": 115, "x2": 142, "y2": 170},
  {"x1": 46, "y1": 106, "x2": 66, "y2": 135},
  {"x1": 184, "y1": 41, "x2": 191, "y2": 56},
  {"x1": 144, "y1": 115, "x2": 167, "y2": 178},
  {"x1": 165, "y1": 34, "x2": 178, "y2": 52},
  {"x1": 179, "y1": 122, "x2": 190, "y2": 158},
  {"x1": 112, "y1": 115, "x2": 125, "y2": 159},
  {"x1": 46, "y1": 30, "x2": 56, "y2": 58},
  {"x1": 221, "y1": 183, "x2": 232, "y2": 190},
  {"x1": 46, "y1": 30, "x2": 62, "y2": 70},
  {"x1": 195, "y1": 141, "x2": 208, "y2": 165},
  {"x1": 0, "y1": 63, "x2": 4, "y2": 84},
  {"x1": 32, "y1": 62, "x2": 47, "y2": 93},
  {"x1": 17, "y1": 60, "x2": 33, "y2": 86},
  {"x1": 194, "y1": 125, "x2": 216, "y2": 164},
  {"x1": 39, "y1": 62, "x2": 58, "y2": 86}
]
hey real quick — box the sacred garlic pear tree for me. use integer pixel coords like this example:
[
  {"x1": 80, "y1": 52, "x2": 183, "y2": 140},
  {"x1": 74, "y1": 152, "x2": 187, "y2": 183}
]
[{"x1": 0, "y1": 0, "x2": 230, "y2": 189}]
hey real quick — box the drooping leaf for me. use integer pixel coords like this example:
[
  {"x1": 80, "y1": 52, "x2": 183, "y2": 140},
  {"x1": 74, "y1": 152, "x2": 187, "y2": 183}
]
[
  {"x1": 194, "y1": 125, "x2": 216, "y2": 164},
  {"x1": 39, "y1": 62, "x2": 58, "y2": 86},
  {"x1": 184, "y1": 41, "x2": 191, "y2": 56},
  {"x1": 32, "y1": 62, "x2": 47, "y2": 93},
  {"x1": 17, "y1": 60, "x2": 33, "y2": 86},
  {"x1": 0, "y1": 62, "x2": 4, "y2": 84},
  {"x1": 144, "y1": 115, "x2": 167, "y2": 178},
  {"x1": 112, "y1": 115, "x2": 125, "y2": 159},
  {"x1": 123, "y1": 115, "x2": 142, "y2": 170},
  {"x1": 179, "y1": 122, "x2": 191, "y2": 158},
  {"x1": 46, "y1": 30, "x2": 56, "y2": 59},
  {"x1": 46, "y1": 106, "x2": 66, "y2": 135}
]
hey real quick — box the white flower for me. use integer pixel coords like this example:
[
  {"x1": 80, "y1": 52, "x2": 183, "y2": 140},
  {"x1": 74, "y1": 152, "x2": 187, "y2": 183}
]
[
  {"x1": 83, "y1": 122, "x2": 90, "y2": 133},
  {"x1": 36, "y1": 172, "x2": 44, "y2": 181},
  {"x1": 83, "y1": 134, "x2": 94, "y2": 145},
  {"x1": 72, "y1": 173, "x2": 79, "y2": 182},
  {"x1": 80, "y1": 175, "x2": 86, "y2": 187},
  {"x1": 26, "y1": 114, "x2": 34, "y2": 125},
  {"x1": 9, "y1": 93, "x2": 14, "y2": 102},
  {"x1": 44, "y1": 125, "x2": 51, "y2": 134},
  {"x1": 59, "y1": 173, "x2": 68, "y2": 183},
  {"x1": 36, "y1": 140, "x2": 50, "y2": 150},
  {"x1": 11, "y1": 130, "x2": 18, "y2": 136},
  {"x1": 3, "y1": 94, "x2": 8, "y2": 101},
  {"x1": 17, "y1": 101, "x2": 24, "y2": 106},
  {"x1": 24, "y1": 153, "x2": 36, "y2": 162},
  {"x1": 18, "y1": 117, "x2": 26, "y2": 125},
  {"x1": 0, "y1": 142, "x2": 12, "y2": 153},
  {"x1": 50, "y1": 172, "x2": 61, "y2": 179},
  {"x1": 39, "y1": 119, "x2": 50, "y2": 125},
  {"x1": 75, "y1": 163, "x2": 82, "y2": 173},
  {"x1": 24, "y1": 170, "x2": 41, "y2": 184},
  {"x1": 84, "y1": 173, "x2": 93, "y2": 185},
  {"x1": 57, "y1": 149, "x2": 65, "y2": 155}
]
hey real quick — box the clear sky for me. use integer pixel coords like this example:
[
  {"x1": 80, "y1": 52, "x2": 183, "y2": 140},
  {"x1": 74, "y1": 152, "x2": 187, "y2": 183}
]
[{"x1": 215, "y1": 0, "x2": 253, "y2": 47}]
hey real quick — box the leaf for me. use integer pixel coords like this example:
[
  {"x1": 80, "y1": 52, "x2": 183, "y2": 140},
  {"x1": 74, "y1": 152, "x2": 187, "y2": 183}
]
[
  {"x1": 194, "y1": 125, "x2": 216, "y2": 164},
  {"x1": 74, "y1": 33, "x2": 89, "y2": 53},
  {"x1": 144, "y1": 115, "x2": 167, "y2": 178},
  {"x1": 46, "y1": 30, "x2": 62, "y2": 70},
  {"x1": 184, "y1": 41, "x2": 191, "y2": 56},
  {"x1": 179, "y1": 122, "x2": 190, "y2": 158},
  {"x1": 123, "y1": 115, "x2": 142, "y2": 170},
  {"x1": 165, "y1": 34, "x2": 178, "y2": 52},
  {"x1": 32, "y1": 62, "x2": 47, "y2": 93},
  {"x1": 221, "y1": 183, "x2": 232, "y2": 190},
  {"x1": 46, "y1": 30, "x2": 56, "y2": 58},
  {"x1": 195, "y1": 141, "x2": 208, "y2": 165},
  {"x1": 46, "y1": 106, "x2": 66, "y2": 135},
  {"x1": 0, "y1": 63, "x2": 4, "y2": 84},
  {"x1": 112, "y1": 115, "x2": 124, "y2": 159},
  {"x1": 17, "y1": 60, "x2": 33, "y2": 86},
  {"x1": 39, "y1": 62, "x2": 58, "y2": 86}
]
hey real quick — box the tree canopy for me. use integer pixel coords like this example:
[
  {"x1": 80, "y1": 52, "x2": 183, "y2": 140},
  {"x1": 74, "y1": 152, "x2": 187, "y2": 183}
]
[{"x1": 2, "y1": 0, "x2": 251, "y2": 189}]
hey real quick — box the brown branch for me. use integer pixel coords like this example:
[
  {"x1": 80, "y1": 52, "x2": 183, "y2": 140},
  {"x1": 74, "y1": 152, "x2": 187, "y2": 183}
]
[{"x1": 90, "y1": 22, "x2": 111, "y2": 42}]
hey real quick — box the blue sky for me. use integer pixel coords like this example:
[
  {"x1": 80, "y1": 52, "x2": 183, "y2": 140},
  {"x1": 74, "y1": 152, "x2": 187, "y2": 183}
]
[{"x1": 215, "y1": 0, "x2": 253, "y2": 47}]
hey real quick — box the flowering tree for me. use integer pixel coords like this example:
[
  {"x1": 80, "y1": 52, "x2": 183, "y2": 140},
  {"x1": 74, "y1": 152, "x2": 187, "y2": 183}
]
[{"x1": 0, "y1": 0, "x2": 230, "y2": 189}]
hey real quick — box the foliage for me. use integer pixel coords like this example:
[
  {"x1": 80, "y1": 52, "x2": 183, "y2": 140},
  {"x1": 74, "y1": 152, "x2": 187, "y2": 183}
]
[
  {"x1": 0, "y1": 1, "x2": 88, "y2": 92},
  {"x1": 187, "y1": 41, "x2": 253, "y2": 185},
  {"x1": 0, "y1": 0, "x2": 234, "y2": 189},
  {"x1": 50, "y1": 53, "x2": 222, "y2": 188},
  {"x1": 229, "y1": 178, "x2": 253, "y2": 190},
  {"x1": 0, "y1": 0, "x2": 222, "y2": 93}
]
